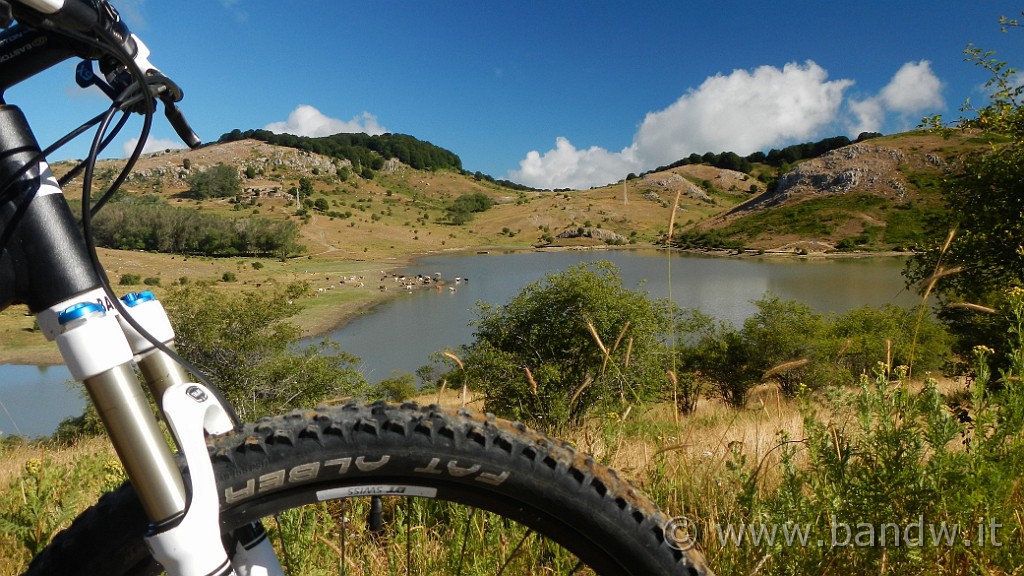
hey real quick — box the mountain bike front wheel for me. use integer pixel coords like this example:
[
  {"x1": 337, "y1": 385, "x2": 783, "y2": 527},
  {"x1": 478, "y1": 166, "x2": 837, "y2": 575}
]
[{"x1": 27, "y1": 401, "x2": 711, "y2": 575}]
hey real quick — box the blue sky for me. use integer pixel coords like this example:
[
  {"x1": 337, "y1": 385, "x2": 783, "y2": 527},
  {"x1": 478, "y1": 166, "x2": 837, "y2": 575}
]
[{"x1": 7, "y1": 1, "x2": 1024, "y2": 189}]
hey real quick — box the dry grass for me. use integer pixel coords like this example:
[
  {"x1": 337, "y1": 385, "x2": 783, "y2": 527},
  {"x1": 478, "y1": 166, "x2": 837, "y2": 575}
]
[
  {"x1": 570, "y1": 386, "x2": 805, "y2": 491},
  {"x1": 0, "y1": 436, "x2": 115, "y2": 486}
]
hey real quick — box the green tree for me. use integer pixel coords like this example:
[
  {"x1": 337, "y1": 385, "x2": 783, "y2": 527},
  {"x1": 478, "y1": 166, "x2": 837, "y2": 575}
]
[
  {"x1": 164, "y1": 283, "x2": 367, "y2": 420},
  {"x1": 671, "y1": 308, "x2": 733, "y2": 412},
  {"x1": 444, "y1": 261, "x2": 673, "y2": 428},
  {"x1": 907, "y1": 37, "x2": 1024, "y2": 371},
  {"x1": 741, "y1": 294, "x2": 833, "y2": 396},
  {"x1": 298, "y1": 177, "x2": 315, "y2": 198},
  {"x1": 186, "y1": 164, "x2": 241, "y2": 199},
  {"x1": 373, "y1": 372, "x2": 418, "y2": 402},
  {"x1": 687, "y1": 296, "x2": 952, "y2": 407},
  {"x1": 830, "y1": 304, "x2": 950, "y2": 378},
  {"x1": 690, "y1": 295, "x2": 832, "y2": 405},
  {"x1": 445, "y1": 192, "x2": 494, "y2": 225}
]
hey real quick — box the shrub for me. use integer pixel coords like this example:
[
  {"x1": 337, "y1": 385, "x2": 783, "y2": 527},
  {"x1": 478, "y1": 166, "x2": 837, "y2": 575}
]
[
  {"x1": 186, "y1": 164, "x2": 241, "y2": 199},
  {"x1": 686, "y1": 296, "x2": 951, "y2": 406},
  {"x1": 374, "y1": 373, "x2": 417, "y2": 402},
  {"x1": 163, "y1": 283, "x2": 367, "y2": 420},
  {"x1": 443, "y1": 261, "x2": 673, "y2": 428},
  {"x1": 445, "y1": 192, "x2": 494, "y2": 225},
  {"x1": 118, "y1": 273, "x2": 141, "y2": 286}
]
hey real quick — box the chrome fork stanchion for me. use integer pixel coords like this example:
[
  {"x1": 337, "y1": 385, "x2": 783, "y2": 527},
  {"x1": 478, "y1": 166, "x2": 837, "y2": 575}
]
[
  {"x1": 41, "y1": 289, "x2": 188, "y2": 525},
  {"x1": 39, "y1": 288, "x2": 285, "y2": 575},
  {"x1": 37, "y1": 288, "x2": 234, "y2": 575}
]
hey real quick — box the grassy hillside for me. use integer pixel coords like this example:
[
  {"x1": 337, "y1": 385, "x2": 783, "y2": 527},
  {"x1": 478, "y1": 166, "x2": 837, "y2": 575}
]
[
  {"x1": 63, "y1": 138, "x2": 753, "y2": 255},
  {"x1": 57, "y1": 129, "x2": 981, "y2": 259},
  {"x1": 0, "y1": 128, "x2": 983, "y2": 364},
  {"x1": 675, "y1": 130, "x2": 987, "y2": 253}
]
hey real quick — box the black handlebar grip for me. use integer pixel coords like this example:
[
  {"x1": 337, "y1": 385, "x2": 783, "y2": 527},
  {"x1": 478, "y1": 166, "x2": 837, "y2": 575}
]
[{"x1": 163, "y1": 102, "x2": 201, "y2": 149}]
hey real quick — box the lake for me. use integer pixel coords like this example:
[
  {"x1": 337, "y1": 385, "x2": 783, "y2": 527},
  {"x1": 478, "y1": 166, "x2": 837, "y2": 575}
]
[
  {"x1": 320, "y1": 250, "x2": 917, "y2": 382},
  {"x1": 0, "y1": 250, "x2": 916, "y2": 437},
  {"x1": 0, "y1": 364, "x2": 85, "y2": 438}
]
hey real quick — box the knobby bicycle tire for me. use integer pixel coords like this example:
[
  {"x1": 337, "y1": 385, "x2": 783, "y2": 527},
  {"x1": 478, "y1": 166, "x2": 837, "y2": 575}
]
[{"x1": 26, "y1": 401, "x2": 711, "y2": 575}]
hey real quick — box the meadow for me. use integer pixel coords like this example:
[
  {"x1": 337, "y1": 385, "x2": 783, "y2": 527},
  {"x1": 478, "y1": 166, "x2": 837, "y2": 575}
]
[{"x1": 3, "y1": 346, "x2": 1023, "y2": 574}]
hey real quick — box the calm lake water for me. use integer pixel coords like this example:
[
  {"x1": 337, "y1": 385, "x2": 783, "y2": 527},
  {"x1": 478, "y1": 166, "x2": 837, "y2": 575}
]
[
  {"x1": 0, "y1": 250, "x2": 915, "y2": 437},
  {"x1": 320, "y1": 250, "x2": 917, "y2": 382},
  {"x1": 0, "y1": 364, "x2": 84, "y2": 438}
]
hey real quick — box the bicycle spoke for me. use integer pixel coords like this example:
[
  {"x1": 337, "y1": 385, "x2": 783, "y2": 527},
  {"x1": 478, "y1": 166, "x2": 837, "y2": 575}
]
[
  {"x1": 456, "y1": 506, "x2": 475, "y2": 575},
  {"x1": 273, "y1": 513, "x2": 293, "y2": 575},
  {"x1": 340, "y1": 499, "x2": 347, "y2": 576},
  {"x1": 495, "y1": 527, "x2": 533, "y2": 575},
  {"x1": 404, "y1": 497, "x2": 411, "y2": 575}
]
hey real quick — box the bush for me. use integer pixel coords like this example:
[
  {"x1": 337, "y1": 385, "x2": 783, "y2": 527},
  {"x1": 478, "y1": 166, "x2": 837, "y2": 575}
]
[
  {"x1": 374, "y1": 373, "x2": 417, "y2": 402},
  {"x1": 186, "y1": 164, "x2": 241, "y2": 199},
  {"x1": 163, "y1": 283, "x2": 368, "y2": 420},
  {"x1": 118, "y1": 273, "x2": 141, "y2": 286},
  {"x1": 686, "y1": 295, "x2": 951, "y2": 407},
  {"x1": 442, "y1": 261, "x2": 673, "y2": 428},
  {"x1": 445, "y1": 192, "x2": 494, "y2": 225},
  {"x1": 830, "y1": 304, "x2": 950, "y2": 377},
  {"x1": 696, "y1": 291, "x2": 1024, "y2": 573}
]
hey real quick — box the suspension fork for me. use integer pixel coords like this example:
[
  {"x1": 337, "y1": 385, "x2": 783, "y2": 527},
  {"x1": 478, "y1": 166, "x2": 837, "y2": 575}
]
[
  {"x1": 0, "y1": 105, "x2": 284, "y2": 575},
  {"x1": 0, "y1": 104, "x2": 187, "y2": 525},
  {"x1": 0, "y1": 105, "x2": 234, "y2": 574}
]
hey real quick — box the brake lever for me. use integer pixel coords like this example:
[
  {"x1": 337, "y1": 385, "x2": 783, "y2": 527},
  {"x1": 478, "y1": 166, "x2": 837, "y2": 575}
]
[{"x1": 76, "y1": 59, "x2": 201, "y2": 149}]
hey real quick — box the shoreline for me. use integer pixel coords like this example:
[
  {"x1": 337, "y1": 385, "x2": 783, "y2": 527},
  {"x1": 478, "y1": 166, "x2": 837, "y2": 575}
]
[
  {"x1": 0, "y1": 244, "x2": 909, "y2": 368},
  {"x1": 293, "y1": 243, "x2": 911, "y2": 339}
]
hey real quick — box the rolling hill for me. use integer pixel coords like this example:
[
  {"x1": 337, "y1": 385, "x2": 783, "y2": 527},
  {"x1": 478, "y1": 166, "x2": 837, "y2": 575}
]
[
  {"x1": 50, "y1": 127, "x2": 987, "y2": 261},
  {"x1": 1, "y1": 127, "x2": 985, "y2": 364}
]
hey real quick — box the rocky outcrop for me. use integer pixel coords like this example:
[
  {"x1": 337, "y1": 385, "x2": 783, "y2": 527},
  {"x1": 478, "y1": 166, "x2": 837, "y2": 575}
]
[
  {"x1": 776, "y1": 144, "x2": 908, "y2": 199},
  {"x1": 556, "y1": 227, "x2": 628, "y2": 244},
  {"x1": 730, "y1": 142, "x2": 949, "y2": 214},
  {"x1": 122, "y1": 140, "x2": 346, "y2": 190},
  {"x1": 640, "y1": 173, "x2": 712, "y2": 203}
]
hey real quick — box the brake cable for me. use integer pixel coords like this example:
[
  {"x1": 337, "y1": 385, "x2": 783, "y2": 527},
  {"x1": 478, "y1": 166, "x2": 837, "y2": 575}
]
[
  {"x1": 0, "y1": 11, "x2": 240, "y2": 426},
  {"x1": 74, "y1": 30, "x2": 241, "y2": 426}
]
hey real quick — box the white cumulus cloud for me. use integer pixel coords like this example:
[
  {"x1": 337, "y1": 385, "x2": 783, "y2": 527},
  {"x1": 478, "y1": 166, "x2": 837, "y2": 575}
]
[
  {"x1": 512, "y1": 137, "x2": 638, "y2": 190},
  {"x1": 511, "y1": 61, "x2": 853, "y2": 190},
  {"x1": 849, "y1": 60, "x2": 944, "y2": 134},
  {"x1": 510, "y1": 60, "x2": 948, "y2": 190},
  {"x1": 265, "y1": 105, "x2": 387, "y2": 137},
  {"x1": 633, "y1": 61, "x2": 852, "y2": 168},
  {"x1": 880, "y1": 60, "x2": 944, "y2": 113}
]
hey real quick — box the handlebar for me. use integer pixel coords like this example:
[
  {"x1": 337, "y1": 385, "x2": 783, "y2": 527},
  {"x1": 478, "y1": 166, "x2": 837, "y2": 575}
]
[{"x1": 1, "y1": 0, "x2": 201, "y2": 148}]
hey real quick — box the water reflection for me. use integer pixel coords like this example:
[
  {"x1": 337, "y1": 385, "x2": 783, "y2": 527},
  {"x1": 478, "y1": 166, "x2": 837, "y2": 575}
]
[
  {"x1": 0, "y1": 364, "x2": 82, "y2": 438},
  {"x1": 0, "y1": 251, "x2": 916, "y2": 436},
  {"x1": 325, "y1": 250, "x2": 916, "y2": 382}
]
